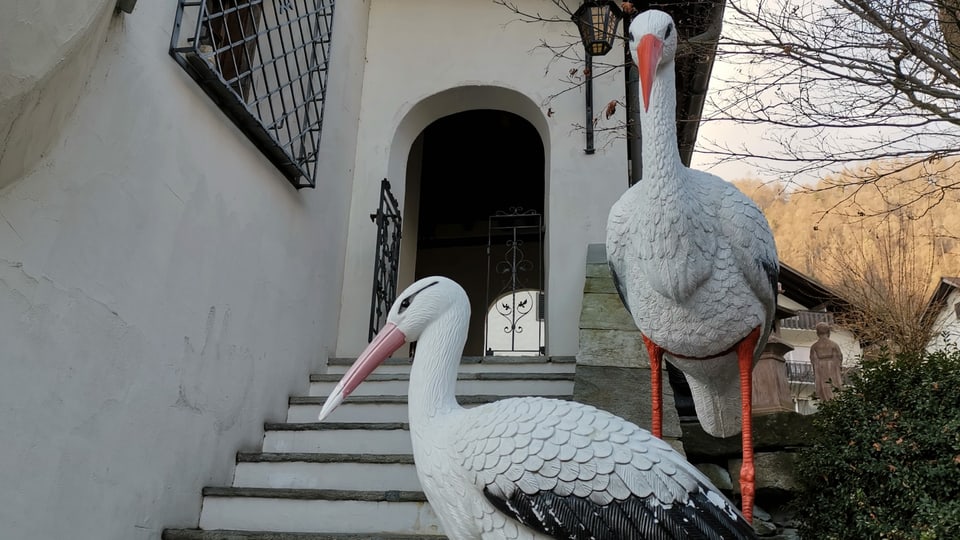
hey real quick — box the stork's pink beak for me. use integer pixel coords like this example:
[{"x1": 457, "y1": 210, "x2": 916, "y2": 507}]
[
  {"x1": 637, "y1": 34, "x2": 663, "y2": 112},
  {"x1": 317, "y1": 322, "x2": 407, "y2": 421}
]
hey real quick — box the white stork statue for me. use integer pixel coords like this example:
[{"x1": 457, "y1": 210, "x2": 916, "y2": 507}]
[
  {"x1": 606, "y1": 10, "x2": 779, "y2": 523},
  {"x1": 319, "y1": 276, "x2": 757, "y2": 539}
]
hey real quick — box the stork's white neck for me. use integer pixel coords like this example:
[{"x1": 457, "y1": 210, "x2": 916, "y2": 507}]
[
  {"x1": 407, "y1": 304, "x2": 470, "y2": 423},
  {"x1": 638, "y1": 58, "x2": 683, "y2": 180}
]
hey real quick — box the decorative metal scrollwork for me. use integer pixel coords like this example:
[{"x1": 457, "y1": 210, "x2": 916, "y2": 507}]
[{"x1": 485, "y1": 207, "x2": 545, "y2": 355}]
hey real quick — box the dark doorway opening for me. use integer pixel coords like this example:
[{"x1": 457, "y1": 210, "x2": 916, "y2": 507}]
[{"x1": 413, "y1": 109, "x2": 545, "y2": 356}]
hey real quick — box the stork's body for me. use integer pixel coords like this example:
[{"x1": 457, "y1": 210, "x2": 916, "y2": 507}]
[
  {"x1": 319, "y1": 277, "x2": 757, "y2": 540},
  {"x1": 606, "y1": 10, "x2": 779, "y2": 523}
]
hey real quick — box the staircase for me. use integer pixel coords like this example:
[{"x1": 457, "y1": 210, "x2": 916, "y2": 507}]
[{"x1": 163, "y1": 355, "x2": 576, "y2": 540}]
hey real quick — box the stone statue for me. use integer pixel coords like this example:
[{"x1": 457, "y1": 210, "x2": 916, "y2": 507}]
[{"x1": 810, "y1": 322, "x2": 844, "y2": 401}]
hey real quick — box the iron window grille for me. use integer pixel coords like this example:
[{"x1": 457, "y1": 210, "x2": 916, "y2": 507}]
[{"x1": 170, "y1": 0, "x2": 335, "y2": 189}]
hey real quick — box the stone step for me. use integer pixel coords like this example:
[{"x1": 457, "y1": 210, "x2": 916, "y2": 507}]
[
  {"x1": 198, "y1": 488, "x2": 443, "y2": 535},
  {"x1": 309, "y1": 372, "x2": 575, "y2": 397},
  {"x1": 164, "y1": 531, "x2": 445, "y2": 540},
  {"x1": 324, "y1": 356, "x2": 576, "y2": 375},
  {"x1": 232, "y1": 453, "x2": 420, "y2": 492},
  {"x1": 262, "y1": 423, "x2": 412, "y2": 454},
  {"x1": 286, "y1": 394, "x2": 571, "y2": 423}
]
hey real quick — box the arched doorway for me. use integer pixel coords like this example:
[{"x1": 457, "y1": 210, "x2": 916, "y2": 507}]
[{"x1": 409, "y1": 109, "x2": 545, "y2": 356}]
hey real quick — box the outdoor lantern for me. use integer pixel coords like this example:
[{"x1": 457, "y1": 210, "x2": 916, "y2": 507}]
[{"x1": 572, "y1": 0, "x2": 624, "y2": 56}]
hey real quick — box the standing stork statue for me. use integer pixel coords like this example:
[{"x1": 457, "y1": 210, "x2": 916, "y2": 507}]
[
  {"x1": 319, "y1": 276, "x2": 757, "y2": 539},
  {"x1": 605, "y1": 10, "x2": 780, "y2": 523}
]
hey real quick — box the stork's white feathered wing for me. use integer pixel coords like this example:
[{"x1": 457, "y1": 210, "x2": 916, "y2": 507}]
[{"x1": 445, "y1": 396, "x2": 755, "y2": 539}]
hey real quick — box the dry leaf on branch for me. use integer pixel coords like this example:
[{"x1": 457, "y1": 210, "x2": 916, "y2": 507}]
[{"x1": 604, "y1": 100, "x2": 618, "y2": 119}]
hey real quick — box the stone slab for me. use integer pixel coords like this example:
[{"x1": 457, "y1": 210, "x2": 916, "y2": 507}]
[
  {"x1": 729, "y1": 452, "x2": 800, "y2": 494},
  {"x1": 583, "y1": 273, "x2": 620, "y2": 295},
  {"x1": 586, "y1": 243, "x2": 608, "y2": 264},
  {"x1": 681, "y1": 412, "x2": 814, "y2": 459},
  {"x1": 573, "y1": 364, "x2": 682, "y2": 439},
  {"x1": 577, "y1": 328, "x2": 649, "y2": 368},
  {"x1": 695, "y1": 463, "x2": 733, "y2": 491},
  {"x1": 579, "y1": 293, "x2": 637, "y2": 330}
]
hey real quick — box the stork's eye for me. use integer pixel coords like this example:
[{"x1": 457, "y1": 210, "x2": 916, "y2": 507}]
[
  {"x1": 396, "y1": 280, "x2": 439, "y2": 314},
  {"x1": 664, "y1": 24, "x2": 673, "y2": 39}
]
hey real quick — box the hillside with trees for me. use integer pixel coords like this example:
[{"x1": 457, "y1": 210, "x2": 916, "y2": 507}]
[{"x1": 734, "y1": 159, "x2": 960, "y2": 352}]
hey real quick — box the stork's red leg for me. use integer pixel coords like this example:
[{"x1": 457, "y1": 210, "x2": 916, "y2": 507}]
[
  {"x1": 736, "y1": 327, "x2": 761, "y2": 524},
  {"x1": 642, "y1": 335, "x2": 664, "y2": 439}
]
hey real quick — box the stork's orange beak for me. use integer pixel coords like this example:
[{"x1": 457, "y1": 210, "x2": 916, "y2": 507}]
[
  {"x1": 317, "y1": 322, "x2": 407, "y2": 421},
  {"x1": 637, "y1": 34, "x2": 663, "y2": 112}
]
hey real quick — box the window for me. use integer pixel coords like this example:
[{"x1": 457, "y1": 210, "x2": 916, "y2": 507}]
[{"x1": 170, "y1": 0, "x2": 335, "y2": 189}]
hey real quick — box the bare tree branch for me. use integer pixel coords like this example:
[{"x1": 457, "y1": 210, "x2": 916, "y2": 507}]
[{"x1": 696, "y1": 0, "x2": 960, "y2": 215}]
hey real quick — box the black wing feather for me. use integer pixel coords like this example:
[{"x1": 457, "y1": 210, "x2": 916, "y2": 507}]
[{"x1": 483, "y1": 485, "x2": 757, "y2": 540}]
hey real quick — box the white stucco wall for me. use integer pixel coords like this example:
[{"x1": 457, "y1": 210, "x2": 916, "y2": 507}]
[
  {"x1": 0, "y1": 0, "x2": 116, "y2": 189},
  {"x1": 928, "y1": 288, "x2": 960, "y2": 351},
  {"x1": 0, "y1": 1, "x2": 369, "y2": 538},
  {"x1": 336, "y1": 0, "x2": 628, "y2": 356}
]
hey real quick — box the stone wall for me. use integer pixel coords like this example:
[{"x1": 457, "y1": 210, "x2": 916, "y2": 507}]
[
  {"x1": 684, "y1": 412, "x2": 812, "y2": 538},
  {"x1": 574, "y1": 244, "x2": 683, "y2": 451}
]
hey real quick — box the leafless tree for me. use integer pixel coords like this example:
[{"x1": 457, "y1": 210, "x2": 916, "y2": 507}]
[
  {"x1": 491, "y1": 0, "x2": 631, "y2": 107},
  {"x1": 818, "y1": 212, "x2": 945, "y2": 356},
  {"x1": 700, "y1": 0, "x2": 960, "y2": 215}
]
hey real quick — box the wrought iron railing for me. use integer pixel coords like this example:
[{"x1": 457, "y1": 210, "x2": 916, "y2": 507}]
[
  {"x1": 786, "y1": 361, "x2": 815, "y2": 383},
  {"x1": 368, "y1": 179, "x2": 402, "y2": 341},
  {"x1": 170, "y1": 0, "x2": 335, "y2": 189},
  {"x1": 484, "y1": 208, "x2": 544, "y2": 355},
  {"x1": 780, "y1": 310, "x2": 835, "y2": 330}
]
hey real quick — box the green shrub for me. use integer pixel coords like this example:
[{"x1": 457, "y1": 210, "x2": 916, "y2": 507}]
[{"x1": 795, "y1": 346, "x2": 960, "y2": 539}]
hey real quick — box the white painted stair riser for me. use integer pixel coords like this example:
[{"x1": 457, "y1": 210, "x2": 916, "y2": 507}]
[
  {"x1": 309, "y1": 378, "x2": 573, "y2": 397},
  {"x1": 288, "y1": 396, "x2": 571, "y2": 423},
  {"x1": 198, "y1": 498, "x2": 443, "y2": 535},
  {"x1": 325, "y1": 361, "x2": 575, "y2": 376},
  {"x1": 288, "y1": 401, "x2": 414, "y2": 423},
  {"x1": 263, "y1": 427, "x2": 413, "y2": 454},
  {"x1": 232, "y1": 461, "x2": 421, "y2": 491}
]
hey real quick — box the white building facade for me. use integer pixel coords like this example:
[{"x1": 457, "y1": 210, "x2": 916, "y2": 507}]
[
  {"x1": 0, "y1": 1, "x2": 628, "y2": 537},
  {"x1": 927, "y1": 277, "x2": 960, "y2": 351}
]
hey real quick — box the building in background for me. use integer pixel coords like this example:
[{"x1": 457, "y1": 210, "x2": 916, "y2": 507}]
[{"x1": 926, "y1": 276, "x2": 960, "y2": 351}]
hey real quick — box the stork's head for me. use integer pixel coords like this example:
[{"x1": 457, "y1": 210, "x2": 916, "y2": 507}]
[
  {"x1": 317, "y1": 276, "x2": 468, "y2": 421},
  {"x1": 382, "y1": 275, "x2": 468, "y2": 343},
  {"x1": 628, "y1": 9, "x2": 678, "y2": 111}
]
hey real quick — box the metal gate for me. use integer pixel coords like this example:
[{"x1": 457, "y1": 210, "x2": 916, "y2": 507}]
[
  {"x1": 368, "y1": 178, "x2": 402, "y2": 341},
  {"x1": 484, "y1": 207, "x2": 545, "y2": 355}
]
